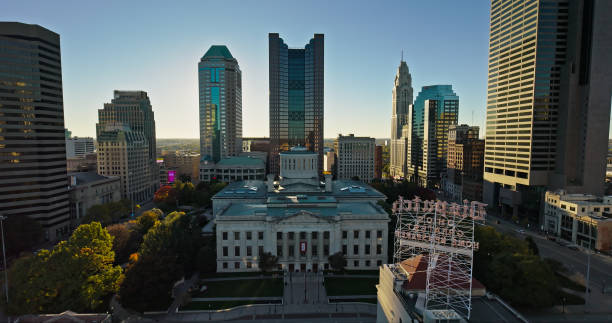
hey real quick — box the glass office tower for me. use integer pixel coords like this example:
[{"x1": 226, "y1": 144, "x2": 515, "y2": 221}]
[
  {"x1": 410, "y1": 85, "x2": 459, "y2": 186},
  {"x1": 269, "y1": 33, "x2": 324, "y2": 175},
  {"x1": 0, "y1": 22, "x2": 70, "y2": 240},
  {"x1": 199, "y1": 45, "x2": 242, "y2": 163}
]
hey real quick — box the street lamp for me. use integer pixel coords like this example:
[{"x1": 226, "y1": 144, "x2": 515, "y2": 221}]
[{"x1": 0, "y1": 215, "x2": 8, "y2": 304}]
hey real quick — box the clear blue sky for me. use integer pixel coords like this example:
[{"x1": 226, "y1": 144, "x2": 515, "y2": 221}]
[{"x1": 4, "y1": 0, "x2": 494, "y2": 139}]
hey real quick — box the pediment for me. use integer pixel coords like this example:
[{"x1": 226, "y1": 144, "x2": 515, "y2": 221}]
[{"x1": 274, "y1": 210, "x2": 336, "y2": 223}]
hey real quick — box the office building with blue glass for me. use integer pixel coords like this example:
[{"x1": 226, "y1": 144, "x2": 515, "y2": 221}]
[
  {"x1": 199, "y1": 45, "x2": 242, "y2": 163},
  {"x1": 269, "y1": 33, "x2": 324, "y2": 176},
  {"x1": 409, "y1": 85, "x2": 459, "y2": 188}
]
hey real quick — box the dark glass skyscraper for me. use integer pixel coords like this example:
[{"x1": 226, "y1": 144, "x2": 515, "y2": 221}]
[
  {"x1": 269, "y1": 33, "x2": 324, "y2": 175},
  {"x1": 0, "y1": 22, "x2": 70, "y2": 240},
  {"x1": 199, "y1": 45, "x2": 242, "y2": 163}
]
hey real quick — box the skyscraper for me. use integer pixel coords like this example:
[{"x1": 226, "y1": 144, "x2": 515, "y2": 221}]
[
  {"x1": 199, "y1": 45, "x2": 242, "y2": 162},
  {"x1": 413, "y1": 85, "x2": 459, "y2": 187},
  {"x1": 389, "y1": 60, "x2": 413, "y2": 179},
  {"x1": 0, "y1": 22, "x2": 70, "y2": 240},
  {"x1": 96, "y1": 91, "x2": 157, "y2": 202},
  {"x1": 269, "y1": 33, "x2": 324, "y2": 175},
  {"x1": 483, "y1": 0, "x2": 612, "y2": 221}
]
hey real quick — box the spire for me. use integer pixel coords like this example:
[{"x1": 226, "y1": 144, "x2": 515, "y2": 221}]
[{"x1": 401, "y1": 49, "x2": 404, "y2": 62}]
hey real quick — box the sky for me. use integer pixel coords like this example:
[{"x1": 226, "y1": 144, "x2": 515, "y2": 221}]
[{"x1": 3, "y1": 0, "x2": 494, "y2": 139}]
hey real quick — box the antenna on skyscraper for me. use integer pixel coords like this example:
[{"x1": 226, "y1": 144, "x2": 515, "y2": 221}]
[{"x1": 401, "y1": 50, "x2": 404, "y2": 62}]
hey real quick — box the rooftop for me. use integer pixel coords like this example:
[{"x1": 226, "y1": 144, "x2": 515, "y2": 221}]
[
  {"x1": 216, "y1": 156, "x2": 265, "y2": 167},
  {"x1": 219, "y1": 201, "x2": 385, "y2": 218},
  {"x1": 202, "y1": 45, "x2": 234, "y2": 59},
  {"x1": 69, "y1": 172, "x2": 117, "y2": 186}
]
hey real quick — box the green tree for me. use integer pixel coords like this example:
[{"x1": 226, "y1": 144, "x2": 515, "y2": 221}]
[
  {"x1": 259, "y1": 252, "x2": 278, "y2": 272},
  {"x1": 328, "y1": 252, "x2": 346, "y2": 272},
  {"x1": 525, "y1": 236, "x2": 539, "y2": 256},
  {"x1": 107, "y1": 222, "x2": 142, "y2": 264},
  {"x1": 196, "y1": 241, "x2": 217, "y2": 274},
  {"x1": 4, "y1": 222, "x2": 123, "y2": 315},
  {"x1": 136, "y1": 209, "x2": 162, "y2": 234}
]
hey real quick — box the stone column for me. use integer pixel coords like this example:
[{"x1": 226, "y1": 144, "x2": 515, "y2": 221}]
[
  {"x1": 306, "y1": 231, "x2": 312, "y2": 263},
  {"x1": 282, "y1": 232, "x2": 288, "y2": 261},
  {"x1": 318, "y1": 230, "x2": 324, "y2": 261}
]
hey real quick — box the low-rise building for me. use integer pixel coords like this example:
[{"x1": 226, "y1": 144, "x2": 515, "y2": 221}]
[
  {"x1": 200, "y1": 156, "x2": 266, "y2": 183},
  {"x1": 212, "y1": 148, "x2": 390, "y2": 272},
  {"x1": 335, "y1": 134, "x2": 375, "y2": 182},
  {"x1": 376, "y1": 257, "x2": 526, "y2": 323},
  {"x1": 162, "y1": 151, "x2": 200, "y2": 183},
  {"x1": 68, "y1": 172, "x2": 121, "y2": 227},
  {"x1": 67, "y1": 153, "x2": 97, "y2": 172},
  {"x1": 544, "y1": 190, "x2": 612, "y2": 251},
  {"x1": 65, "y1": 136, "x2": 95, "y2": 158}
]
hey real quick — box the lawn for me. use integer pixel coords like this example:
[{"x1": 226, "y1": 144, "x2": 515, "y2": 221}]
[
  {"x1": 555, "y1": 273, "x2": 586, "y2": 292},
  {"x1": 182, "y1": 299, "x2": 282, "y2": 310},
  {"x1": 329, "y1": 297, "x2": 377, "y2": 304},
  {"x1": 324, "y1": 277, "x2": 378, "y2": 296},
  {"x1": 193, "y1": 278, "x2": 284, "y2": 298}
]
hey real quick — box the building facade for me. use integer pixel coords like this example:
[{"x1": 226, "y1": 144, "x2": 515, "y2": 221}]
[
  {"x1": 212, "y1": 149, "x2": 389, "y2": 272},
  {"x1": 416, "y1": 86, "x2": 459, "y2": 188},
  {"x1": 544, "y1": 190, "x2": 612, "y2": 252},
  {"x1": 242, "y1": 137, "x2": 270, "y2": 153},
  {"x1": 0, "y1": 22, "x2": 71, "y2": 240},
  {"x1": 483, "y1": 0, "x2": 612, "y2": 221},
  {"x1": 335, "y1": 134, "x2": 375, "y2": 182},
  {"x1": 67, "y1": 153, "x2": 97, "y2": 172},
  {"x1": 68, "y1": 172, "x2": 121, "y2": 227},
  {"x1": 200, "y1": 156, "x2": 266, "y2": 183},
  {"x1": 389, "y1": 60, "x2": 414, "y2": 179},
  {"x1": 199, "y1": 45, "x2": 242, "y2": 162},
  {"x1": 162, "y1": 151, "x2": 200, "y2": 183},
  {"x1": 442, "y1": 125, "x2": 485, "y2": 202},
  {"x1": 269, "y1": 33, "x2": 324, "y2": 175},
  {"x1": 65, "y1": 136, "x2": 94, "y2": 158},
  {"x1": 97, "y1": 127, "x2": 154, "y2": 203},
  {"x1": 374, "y1": 145, "x2": 383, "y2": 180},
  {"x1": 96, "y1": 91, "x2": 158, "y2": 203}
]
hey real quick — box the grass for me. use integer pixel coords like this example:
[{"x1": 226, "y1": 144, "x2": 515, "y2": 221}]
[
  {"x1": 182, "y1": 299, "x2": 282, "y2": 310},
  {"x1": 329, "y1": 298, "x2": 377, "y2": 304},
  {"x1": 193, "y1": 278, "x2": 284, "y2": 298},
  {"x1": 324, "y1": 277, "x2": 378, "y2": 296},
  {"x1": 555, "y1": 273, "x2": 586, "y2": 292}
]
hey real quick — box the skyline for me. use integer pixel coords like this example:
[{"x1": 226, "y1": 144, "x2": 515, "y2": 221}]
[{"x1": 2, "y1": 0, "x2": 491, "y2": 139}]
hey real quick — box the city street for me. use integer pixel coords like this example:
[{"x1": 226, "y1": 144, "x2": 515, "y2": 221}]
[{"x1": 486, "y1": 215, "x2": 612, "y2": 313}]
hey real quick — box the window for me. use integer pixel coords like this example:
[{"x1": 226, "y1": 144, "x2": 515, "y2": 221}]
[
  {"x1": 222, "y1": 232, "x2": 228, "y2": 240},
  {"x1": 324, "y1": 245, "x2": 329, "y2": 256},
  {"x1": 324, "y1": 231, "x2": 330, "y2": 239},
  {"x1": 247, "y1": 262, "x2": 252, "y2": 269},
  {"x1": 223, "y1": 247, "x2": 228, "y2": 257},
  {"x1": 324, "y1": 263, "x2": 329, "y2": 270},
  {"x1": 365, "y1": 231, "x2": 371, "y2": 239},
  {"x1": 289, "y1": 246, "x2": 294, "y2": 257},
  {"x1": 342, "y1": 245, "x2": 347, "y2": 255},
  {"x1": 366, "y1": 260, "x2": 371, "y2": 267},
  {"x1": 300, "y1": 232, "x2": 306, "y2": 240},
  {"x1": 312, "y1": 232, "x2": 318, "y2": 239},
  {"x1": 342, "y1": 231, "x2": 348, "y2": 239},
  {"x1": 234, "y1": 246, "x2": 240, "y2": 257},
  {"x1": 289, "y1": 232, "x2": 295, "y2": 240},
  {"x1": 234, "y1": 232, "x2": 240, "y2": 240},
  {"x1": 365, "y1": 245, "x2": 371, "y2": 255},
  {"x1": 223, "y1": 262, "x2": 228, "y2": 269},
  {"x1": 354, "y1": 260, "x2": 359, "y2": 267},
  {"x1": 354, "y1": 231, "x2": 359, "y2": 239},
  {"x1": 377, "y1": 244, "x2": 382, "y2": 255},
  {"x1": 247, "y1": 232, "x2": 252, "y2": 240},
  {"x1": 312, "y1": 247, "x2": 318, "y2": 256},
  {"x1": 377, "y1": 260, "x2": 382, "y2": 266},
  {"x1": 277, "y1": 232, "x2": 283, "y2": 240},
  {"x1": 247, "y1": 246, "x2": 252, "y2": 256},
  {"x1": 258, "y1": 231, "x2": 264, "y2": 240},
  {"x1": 377, "y1": 230, "x2": 382, "y2": 238},
  {"x1": 234, "y1": 262, "x2": 240, "y2": 269},
  {"x1": 258, "y1": 246, "x2": 264, "y2": 256},
  {"x1": 277, "y1": 245, "x2": 282, "y2": 257},
  {"x1": 354, "y1": 245, "x2": 359, "y2": 255}
]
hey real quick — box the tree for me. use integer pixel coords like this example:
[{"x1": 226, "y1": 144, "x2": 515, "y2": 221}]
[
  {"x1": 81, "y1": 200, "x2": 131, "y2": 226},
  {"x1": 258, "y1": 252, "x2": 278, "y2": 272},
  {"x1": 3, "y1": 222, "x2": 123, "y2": 315},
  {"x1": 3, "y1": 215, "x2": 43, "y2": 258},
  {"x1": 136, "y1": 209, "x2": 162, "y2": 234},
  {"x1": 107, "y1": 223, "x2": 142, "y2": 264},
  {"x1": 119, "y1": 211, "x2": 202, "y2": 312},
  {"x1": 196, "y1": 242, "x2": 216, "y2": 274},
  {"x1": 328, "y1": 252, "x2": 346, "y2": 272},
  {"x1": 525, "y1": 236, "x2": 539, "y2": 256}
]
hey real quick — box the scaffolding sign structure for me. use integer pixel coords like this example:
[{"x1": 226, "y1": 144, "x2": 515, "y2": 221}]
[{"x1": 392, "y1": 196, "x2": 486, "y2": 319}]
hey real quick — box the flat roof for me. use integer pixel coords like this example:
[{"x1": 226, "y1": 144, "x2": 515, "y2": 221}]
[
  {"x1": 219, "y1": 201, "x2": 385, "y2": 218},
  {"x1": 217, "y1": 157, "x2": 265, "y2": 167},
  {"x1": 69, "y1": 172, "x2": 117, "y2": 185}
]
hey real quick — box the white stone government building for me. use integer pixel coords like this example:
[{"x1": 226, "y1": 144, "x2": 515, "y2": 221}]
[{"x1": 212, "y1": 148, "x2": 390, "y2": 272}]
